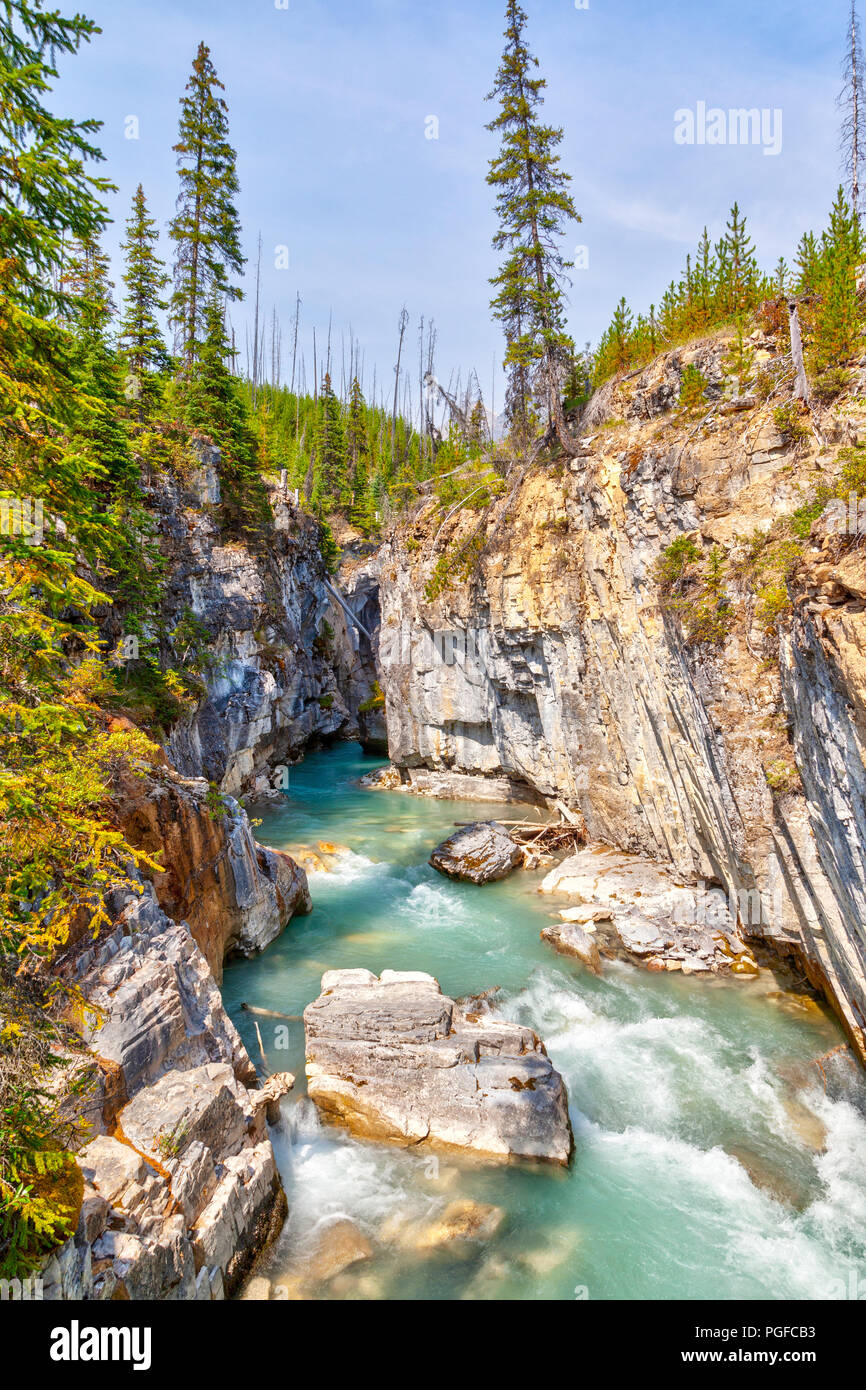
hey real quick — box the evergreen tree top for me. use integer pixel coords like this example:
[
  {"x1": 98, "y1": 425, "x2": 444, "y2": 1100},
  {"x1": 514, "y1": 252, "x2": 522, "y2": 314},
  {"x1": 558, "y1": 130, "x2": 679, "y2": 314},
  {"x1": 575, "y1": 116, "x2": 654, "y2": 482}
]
[
  {"x1": 169, "y1": 40, "x2": 245, "y2": 366},
  {"x1": 0, "y1": 0, "x2": 112, "y2": 315}
]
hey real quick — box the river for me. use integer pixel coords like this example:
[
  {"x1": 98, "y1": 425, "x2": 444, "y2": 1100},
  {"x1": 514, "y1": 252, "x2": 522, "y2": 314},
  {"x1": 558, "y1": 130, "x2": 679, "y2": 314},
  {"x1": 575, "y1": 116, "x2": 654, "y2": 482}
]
[{"x1": 221, "y1": 743, "x2": 866, "y2": 1301}]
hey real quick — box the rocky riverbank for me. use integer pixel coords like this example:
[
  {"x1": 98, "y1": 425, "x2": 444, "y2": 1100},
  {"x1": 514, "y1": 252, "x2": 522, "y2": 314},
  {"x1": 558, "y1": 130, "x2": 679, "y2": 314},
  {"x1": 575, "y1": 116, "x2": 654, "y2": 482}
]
[
  {"x1": 42, "y1": 880, "x2": 293, "y2": 1300},
  {"x1": 37, "y1": 449, "x2": 375, "y2": 1301}
]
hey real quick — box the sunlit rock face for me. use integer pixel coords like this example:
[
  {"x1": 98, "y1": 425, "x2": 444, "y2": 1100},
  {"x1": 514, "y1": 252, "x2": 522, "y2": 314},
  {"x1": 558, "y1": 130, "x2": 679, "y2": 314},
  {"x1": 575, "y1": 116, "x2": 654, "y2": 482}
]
[
  {"x1": 111, "y1": 763, "x2": 311, "y2": 982},
  {"x1": 304, "y1": 969, "x2": 574, "y2": 1164},
  {"x1": 374, "y1": 337, "x2": 866, "y2": 1065},
  {"x1": 42, "y1": 884, "x2": 288, "y2": 1301}
]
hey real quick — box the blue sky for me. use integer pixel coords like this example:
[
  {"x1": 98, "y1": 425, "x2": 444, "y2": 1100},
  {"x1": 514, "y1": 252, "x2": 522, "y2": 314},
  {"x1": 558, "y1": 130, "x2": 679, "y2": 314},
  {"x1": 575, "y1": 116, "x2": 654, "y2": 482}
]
[{"x1": 54, "y1": 0, "x2": 846, "y2": 414}]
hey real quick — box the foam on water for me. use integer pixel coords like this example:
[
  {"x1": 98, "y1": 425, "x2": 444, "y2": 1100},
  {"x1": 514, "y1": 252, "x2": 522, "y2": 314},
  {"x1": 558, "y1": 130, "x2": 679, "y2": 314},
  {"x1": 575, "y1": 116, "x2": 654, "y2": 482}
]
[{"x1": 223, "y1": 744, "x2": 866, "y2": 1300}]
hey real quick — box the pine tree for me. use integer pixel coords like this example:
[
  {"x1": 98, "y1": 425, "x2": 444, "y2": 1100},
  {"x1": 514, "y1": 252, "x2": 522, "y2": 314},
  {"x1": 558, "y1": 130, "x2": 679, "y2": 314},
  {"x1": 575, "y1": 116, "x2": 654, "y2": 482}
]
[
  {"x1": 795, "y1": 231, "x2": 821, "y2": 291},
  {"x1": 62, "y1": 237, "x2": 135, "y2": 487},
  {"x1": 811, "y1": 187, "x2": 864, "y2": 368},
  {"x1": 0, "y1": 2, "x2": 112, "y2": 317},
  {"x1": 169, "y1": 43, "x2": 245, "y2": 369},
  {"x1": 716, "y1": 203, "x2": 760, "y2": 318},
  {"x1": 346, "y1": 377, "x2": 374, "y2": 530},
  {"x1": 119, "y1": 185, "x2": 170, "y2": 411},
  {"x1": 694, "y1": 228, "x2": 718, "y2": 326},
  {"x1": 772, "y1": 257, "x2": 790, "y2": 297},
  {"x1": 312, "y1": 373, "x2": 348, "y2": 512},
  {"x1": 486, "y1": 0, "x2": 581, "y2": 455},
  {"x1": 181, "y1": 292, "x2": 270, "y2": 536}
]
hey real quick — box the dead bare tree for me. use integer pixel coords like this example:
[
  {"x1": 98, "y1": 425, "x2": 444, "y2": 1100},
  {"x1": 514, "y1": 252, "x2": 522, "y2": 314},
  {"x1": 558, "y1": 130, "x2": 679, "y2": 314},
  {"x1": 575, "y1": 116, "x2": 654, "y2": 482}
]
[
  {"x1": 391, "y1": 307, "x2": 409, "y2": 472},
  {"x1": 290, "y1": 293, "x2": 300, "y2": 394},
  {"x1": 787, "y1": 294, "x2": 813, "y2": 404},
  {"x1": 251, "y1": 232, "x2": 262, "y2": 403},
  {"x1": 840, "y1": 0, "x2": 866, "y2": 220}
]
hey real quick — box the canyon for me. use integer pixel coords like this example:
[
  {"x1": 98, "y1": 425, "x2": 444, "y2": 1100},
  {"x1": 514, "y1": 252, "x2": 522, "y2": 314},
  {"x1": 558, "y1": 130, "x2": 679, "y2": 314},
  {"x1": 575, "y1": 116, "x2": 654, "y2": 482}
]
[{"x1": 44, "y1": 329, "x2": 866, "y2": 1298}]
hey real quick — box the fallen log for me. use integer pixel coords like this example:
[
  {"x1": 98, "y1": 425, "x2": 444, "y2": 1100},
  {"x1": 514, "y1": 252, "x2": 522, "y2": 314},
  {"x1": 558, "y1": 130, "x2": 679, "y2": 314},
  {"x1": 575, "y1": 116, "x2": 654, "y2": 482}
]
[{"x1": 242, "y1": 1003, "x2": 302, "y2": 1023}]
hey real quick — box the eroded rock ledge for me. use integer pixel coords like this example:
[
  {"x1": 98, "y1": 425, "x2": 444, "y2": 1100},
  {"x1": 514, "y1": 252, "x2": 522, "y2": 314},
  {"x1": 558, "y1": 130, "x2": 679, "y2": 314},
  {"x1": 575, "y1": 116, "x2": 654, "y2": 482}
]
[
  {"x1": 540, "y1": 847, "x2": 758, "y2": 977},
  {"x1": 304, "y1": 969, "x2": 573, "y2": 1165},
  {"x1": 41, "y1": 884, "x2": 291, "y2": 1301}
]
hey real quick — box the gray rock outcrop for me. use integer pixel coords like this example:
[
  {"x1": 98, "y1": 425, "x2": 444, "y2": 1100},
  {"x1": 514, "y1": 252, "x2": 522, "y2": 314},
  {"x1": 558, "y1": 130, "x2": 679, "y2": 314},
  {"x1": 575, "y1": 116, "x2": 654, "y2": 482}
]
[
  {"x1": 540, "y1": 847, "x2": 757, "y2": 976},
  {"x1": 372, "y1": 338, "x2": 866, "y2": 1064},
  {"x1": 429, "y1": 821, "x2": 523, "y2": 884},
  {"x1": 304, "y1": 969, "x2": 573, "y2": 1165},
  {"x1": 40, "y1": 883, "x2": 288, "y2": 1300}
]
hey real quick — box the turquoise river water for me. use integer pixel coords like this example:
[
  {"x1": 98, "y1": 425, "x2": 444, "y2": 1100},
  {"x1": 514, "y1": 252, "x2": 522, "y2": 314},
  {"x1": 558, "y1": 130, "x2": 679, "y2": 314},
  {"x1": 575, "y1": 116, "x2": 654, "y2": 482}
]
[{"x1": 222, "y1": 744, "x2": 866, "y2": 1301}]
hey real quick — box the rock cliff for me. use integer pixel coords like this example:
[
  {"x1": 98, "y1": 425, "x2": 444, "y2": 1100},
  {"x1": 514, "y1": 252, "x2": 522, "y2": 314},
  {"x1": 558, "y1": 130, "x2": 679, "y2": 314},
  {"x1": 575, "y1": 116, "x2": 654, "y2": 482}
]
[
  {"x1": 109, "y1": 763, "x2": 311, "y2": 982},
  {"x1": 132, "y1": 449, "x2": 378, "y2": 799},
  {"x1": 43, "y1": 884, "x2": 288, "y2": 1300},
  {"x1": 372, "y1": 332, "x2": 866, "y2": 1066}
]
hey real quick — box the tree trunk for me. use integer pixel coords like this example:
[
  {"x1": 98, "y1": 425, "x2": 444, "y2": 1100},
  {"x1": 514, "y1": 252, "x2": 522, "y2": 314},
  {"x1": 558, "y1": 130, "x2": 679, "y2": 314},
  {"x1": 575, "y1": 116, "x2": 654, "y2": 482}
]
[{"x1": 788, "y1": 300, "x2": 811, "y2": 404}]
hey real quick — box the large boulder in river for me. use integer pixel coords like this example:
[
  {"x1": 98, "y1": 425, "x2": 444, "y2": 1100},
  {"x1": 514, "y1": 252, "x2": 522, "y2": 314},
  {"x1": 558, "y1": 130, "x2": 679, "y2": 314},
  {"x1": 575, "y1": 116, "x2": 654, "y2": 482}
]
[
  {"x1": 429, "y1": 821, "x2": 523, "y2": 884},
  {"x1": 304, "y1": 969, "x2": 573, "y2": 1165}
]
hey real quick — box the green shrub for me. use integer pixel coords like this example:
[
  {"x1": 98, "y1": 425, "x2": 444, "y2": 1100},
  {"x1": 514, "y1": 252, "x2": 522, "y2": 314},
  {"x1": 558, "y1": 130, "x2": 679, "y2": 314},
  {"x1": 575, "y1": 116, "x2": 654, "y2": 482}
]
[
  {"x1": 359, "y1": 681, "x2": 385, "y2": 714},
  {"x1": 764, "y1": 759, "x2": 802, "y2": 796},
  {"x1": 653, "y1": 535, "x2": 701, "y2": 593},
  {"x1": 678, "y1": 365, "x2": 708, "y2": 411},
  {"x1": 813, "y1": 367, "x2": 852, "y2": 402},
  {"x1": 773, "y1": 402, "x2": 810, "y2": 444}
]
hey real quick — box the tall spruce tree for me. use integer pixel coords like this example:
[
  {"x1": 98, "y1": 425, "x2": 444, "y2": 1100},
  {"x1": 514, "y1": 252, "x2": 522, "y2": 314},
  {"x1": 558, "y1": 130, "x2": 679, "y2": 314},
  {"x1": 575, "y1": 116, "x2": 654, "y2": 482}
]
[
  {"x1": 313, "y1": 372, "x2": 348, "y2": 513},
  {"x1": 486, "y1": 0, "x2": 581, "y2": 456},
  {"x1": 119, "y1": 185, "x2": 170, "y2": 411},
  {"x1": 169, "y1": 43, "x2": 245, "y2": 369}
]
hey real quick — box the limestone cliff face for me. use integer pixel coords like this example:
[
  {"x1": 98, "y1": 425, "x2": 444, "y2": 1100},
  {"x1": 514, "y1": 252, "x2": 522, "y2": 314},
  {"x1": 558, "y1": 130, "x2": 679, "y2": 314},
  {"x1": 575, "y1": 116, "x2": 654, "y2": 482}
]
[
  {"x1": 135, "y1": 449, "x2": 373, "y2": 798},
  {"x1": 110, "y1": 765, "x2": 311, "y2": 982},
  {"x1": 44, "y1": 884, "x2": 288, "y2": 1301},
  {"x1": 374, "y1": 333, "x2": 866, "y2": 1064}
]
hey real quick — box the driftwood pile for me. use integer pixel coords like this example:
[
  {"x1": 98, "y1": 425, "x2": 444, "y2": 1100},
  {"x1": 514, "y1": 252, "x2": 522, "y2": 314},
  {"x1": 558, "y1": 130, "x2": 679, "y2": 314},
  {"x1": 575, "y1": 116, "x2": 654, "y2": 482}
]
[{"x1": 453, "y1": 802, "x2": 586, "y2": 869}]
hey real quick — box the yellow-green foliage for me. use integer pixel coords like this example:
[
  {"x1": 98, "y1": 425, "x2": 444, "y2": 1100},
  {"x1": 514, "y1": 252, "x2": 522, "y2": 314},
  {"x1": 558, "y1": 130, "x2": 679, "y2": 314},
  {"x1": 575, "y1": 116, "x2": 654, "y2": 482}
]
[
  {"x1": 654, "y1": 539, "x2": 733, "y2": 645},
  {"x1": 678, "y1": 364, "x2": 708, "y2": 412},
  {"x1": 730, "y1": 525, "x2": 803, "y2": 630},
  {"x1": 773, "y1": 402, "x2": 810, "y2": 444},
  {"x1": 653, "y1": 535, "x2": 701, "y2": 594},
  {"x1": 359, "y1": 681, "x2": 385, "y2": 714},
  {"x1": 764, "y1": 759, "x2": 802, "y2": 796}
]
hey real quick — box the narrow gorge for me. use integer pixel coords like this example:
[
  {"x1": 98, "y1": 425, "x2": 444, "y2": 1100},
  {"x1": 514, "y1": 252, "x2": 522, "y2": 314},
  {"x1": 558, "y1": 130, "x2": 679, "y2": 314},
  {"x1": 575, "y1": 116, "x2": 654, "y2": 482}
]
[
  {"x1": 40, "y1": 325, "x2": 866, "y2": 1302},
  {"x1": 5, "y1": 0, "x2": 866, "y2": 1324}
]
